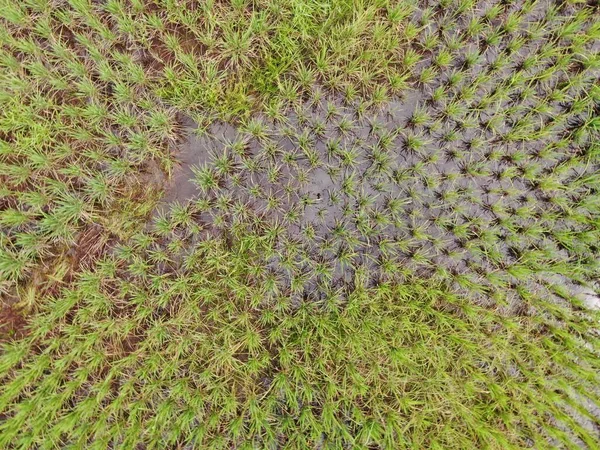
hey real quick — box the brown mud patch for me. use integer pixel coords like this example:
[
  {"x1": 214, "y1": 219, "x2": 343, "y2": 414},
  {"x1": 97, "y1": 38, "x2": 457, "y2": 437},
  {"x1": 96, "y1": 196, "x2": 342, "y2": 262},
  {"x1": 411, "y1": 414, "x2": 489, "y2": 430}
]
[{"x1": 0, "y1": 304, "x2": 28, "y2": 342}]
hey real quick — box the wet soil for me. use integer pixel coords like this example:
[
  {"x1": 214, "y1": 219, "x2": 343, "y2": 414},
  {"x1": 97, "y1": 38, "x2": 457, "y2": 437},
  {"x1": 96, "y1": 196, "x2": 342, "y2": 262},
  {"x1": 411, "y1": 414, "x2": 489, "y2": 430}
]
[
  {"x1": 0, "y1": 304, "x2": 28, "y2": 342},
  {"x1": 156, "y1": 91, "x2": 598, "y2": 308},
  {"x1": 159, "y1": 115, "x2": 220, "y2": 205},
  {"x1": 152, "y1": 0, "x2": 600, "y2": 310}
]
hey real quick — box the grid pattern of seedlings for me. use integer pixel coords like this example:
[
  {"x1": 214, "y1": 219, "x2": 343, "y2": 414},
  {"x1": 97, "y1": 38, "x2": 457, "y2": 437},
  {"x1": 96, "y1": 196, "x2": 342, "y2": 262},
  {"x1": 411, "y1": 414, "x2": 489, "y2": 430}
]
[
  {"x1": 0, "y1": 0, "x2": 599, "y2": 448},
  {"x1": 2, "y1": 234, "x2": 598, "y2": 448},
  {"x1": 162, "y1": 16, "x2": 600, "y2": 308},
  {"x1": 0, "y1": 12, "x2": 180, "y2": 304}
]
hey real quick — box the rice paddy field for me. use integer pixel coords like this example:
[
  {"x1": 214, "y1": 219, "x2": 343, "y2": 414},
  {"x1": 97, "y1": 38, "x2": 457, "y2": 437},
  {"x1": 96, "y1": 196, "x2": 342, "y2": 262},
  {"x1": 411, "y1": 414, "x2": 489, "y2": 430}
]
[{"x1": 1, "y1": 0, "x2": 599, "y2": 448}]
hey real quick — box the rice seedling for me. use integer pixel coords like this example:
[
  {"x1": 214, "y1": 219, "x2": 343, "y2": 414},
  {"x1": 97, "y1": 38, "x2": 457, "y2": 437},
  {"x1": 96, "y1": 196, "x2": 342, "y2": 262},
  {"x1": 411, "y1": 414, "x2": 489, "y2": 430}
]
[{"x1": 1, "y1": 0, "x2": 599, "y2": 447}]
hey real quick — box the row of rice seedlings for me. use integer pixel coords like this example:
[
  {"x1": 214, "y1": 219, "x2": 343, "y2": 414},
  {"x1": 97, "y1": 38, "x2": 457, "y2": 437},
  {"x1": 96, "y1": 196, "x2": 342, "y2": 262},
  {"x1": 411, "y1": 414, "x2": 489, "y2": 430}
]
[
  {"x1": 0, "y1": 0, "x2": 598, "y2": 446},
  {"x1": 1, "y1": 221, "x2": 598, "y2": 447},
  {"x1": 0, "y1": 1, "x2": 183, "y2": 302}
]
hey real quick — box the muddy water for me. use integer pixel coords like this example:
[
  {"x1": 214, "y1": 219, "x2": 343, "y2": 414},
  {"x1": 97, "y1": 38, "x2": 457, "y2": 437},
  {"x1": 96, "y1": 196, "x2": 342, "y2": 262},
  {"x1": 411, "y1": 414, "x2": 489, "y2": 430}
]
[
  {"x1": 142, "y1": 1, "x2": 600, "y2": 442},
  {"x1": 160, "y1": 117, "x2": 235, "y2": 204},
  {"x1": 156, "y1": 82, "x2": 598, "y2": 312},
  {"x1": 153, "y1": 0, "x2": 599, "y2": 312}
]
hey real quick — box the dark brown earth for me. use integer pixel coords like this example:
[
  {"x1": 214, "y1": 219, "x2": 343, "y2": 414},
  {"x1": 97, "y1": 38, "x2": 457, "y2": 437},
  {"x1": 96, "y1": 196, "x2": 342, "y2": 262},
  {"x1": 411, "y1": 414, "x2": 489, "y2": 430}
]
[{"x1": 0, "y1": 304, "x2": 27, "y2": 342}]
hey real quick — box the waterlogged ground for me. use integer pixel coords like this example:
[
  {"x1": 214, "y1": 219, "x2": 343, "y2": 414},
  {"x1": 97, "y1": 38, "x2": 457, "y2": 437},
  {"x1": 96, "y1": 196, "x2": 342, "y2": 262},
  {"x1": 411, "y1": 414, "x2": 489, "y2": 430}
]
[
  {"x1": 139, "y1": 1, "x2": 600, "y2": 443},
  {"x1": 2, "y1": 0, "x2": 600, "y2": 447},
  {"x1": 156, "y1": 79, "x2": 600, "y2": 309},
  {"x1": 148, "y1": 77, "x2": 600, "y2": 442}
]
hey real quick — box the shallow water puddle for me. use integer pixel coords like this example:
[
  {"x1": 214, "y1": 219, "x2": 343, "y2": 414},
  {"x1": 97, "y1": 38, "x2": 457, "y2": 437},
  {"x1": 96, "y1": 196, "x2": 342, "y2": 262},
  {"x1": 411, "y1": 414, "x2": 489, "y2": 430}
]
[
  {"x1": 155, "y1": 75, "x2": 598, "y2": 302},
  {"x1": 160, "y1": 116, "x2": 230, "y2": 204}
]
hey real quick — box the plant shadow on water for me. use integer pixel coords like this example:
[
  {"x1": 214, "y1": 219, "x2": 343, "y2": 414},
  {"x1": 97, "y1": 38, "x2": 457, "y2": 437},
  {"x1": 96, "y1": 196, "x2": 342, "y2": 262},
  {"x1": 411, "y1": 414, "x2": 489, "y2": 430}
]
[
  {"x1": 1, "y1": 0, "x2": 600, "y2": 446},
  {"x1": 156, "y1": 80, "x2": 600, "y2": 313}
]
